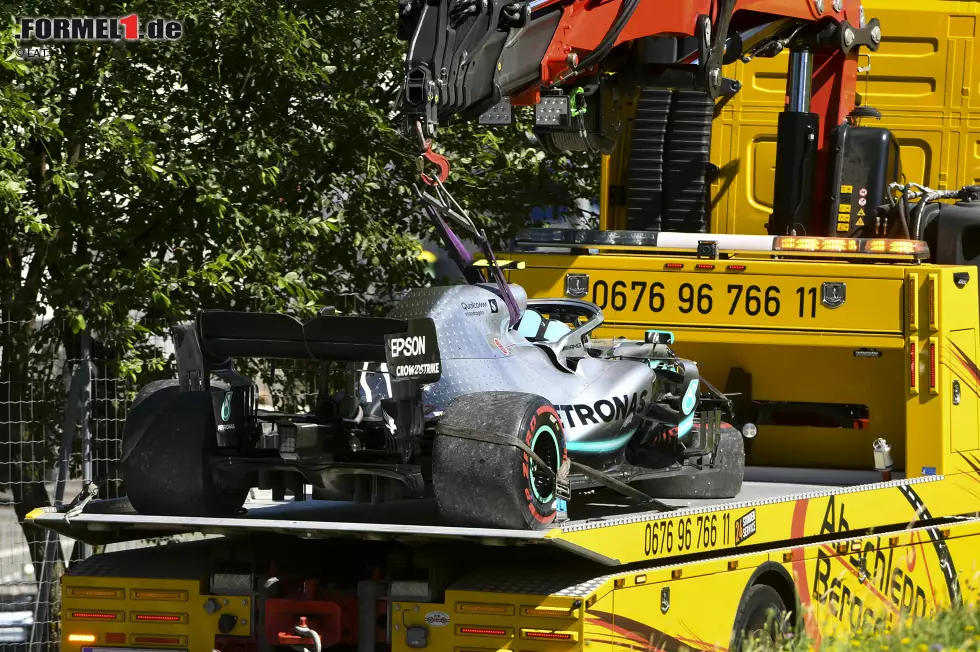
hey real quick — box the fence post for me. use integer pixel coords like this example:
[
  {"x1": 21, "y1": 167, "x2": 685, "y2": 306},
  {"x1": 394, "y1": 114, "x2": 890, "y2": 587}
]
[{"x1": 79, "y1": 326, "x2": 92, "y2": 560}]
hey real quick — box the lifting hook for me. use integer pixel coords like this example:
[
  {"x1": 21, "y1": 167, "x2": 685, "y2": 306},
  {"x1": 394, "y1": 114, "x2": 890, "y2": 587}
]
[{"x1": 415, "y1": 121, "x2": 450, "y2": 185}]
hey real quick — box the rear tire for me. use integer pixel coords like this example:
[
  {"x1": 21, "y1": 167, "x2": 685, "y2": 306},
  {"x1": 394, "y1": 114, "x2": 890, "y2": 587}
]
[
  {"x1": 632, "y1": 423, "x2": 744, "y2": 499},
  {"x1": 122, "y1": 382, "x2": 249, "y2": 517},
  {"x1": 731, "y1": 585, "x2": 789, "y2": 651},
  {"x1": 432, "y1": 392, "x2": 566, "y2": 530}
]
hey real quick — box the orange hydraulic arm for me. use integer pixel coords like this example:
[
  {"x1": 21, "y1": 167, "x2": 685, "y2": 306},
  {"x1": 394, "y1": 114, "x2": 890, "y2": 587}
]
[{"x1": 398, "y1": 0, "x2": 881, "y2": 233}]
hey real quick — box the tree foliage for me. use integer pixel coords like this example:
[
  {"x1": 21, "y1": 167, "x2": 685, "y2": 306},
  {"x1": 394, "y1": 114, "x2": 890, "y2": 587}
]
[
  {"x1": 0, "y1": 0, "x2": 597, "y2": 613},
  {"x1": 3, "y1": 0, "x2": 596, "y2": 375}
]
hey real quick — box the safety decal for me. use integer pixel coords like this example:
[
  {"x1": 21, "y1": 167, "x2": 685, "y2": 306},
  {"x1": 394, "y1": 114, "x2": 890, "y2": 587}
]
[
  {"x1": 424, "y1": 611, "x2": 450, "y2": 627},
  {"x1": 492, "y1": 337, "x2": 510, "y2": 356},
  {"x1": 734, "y1": 508, "x2": 757, "y2": 545}
]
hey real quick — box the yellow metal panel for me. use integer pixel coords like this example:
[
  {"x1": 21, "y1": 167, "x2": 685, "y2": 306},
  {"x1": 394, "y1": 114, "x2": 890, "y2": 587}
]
[
  {"x1": 392, "y1": 594, "x2": 588, "y2": 652},
  {"x1": 601, "y1": 1, "x2": 980, "y2": 234},
  {"x1": 61, "y1": 577, "x2": 251, "y2": 652},
  {"x1": 611, "y1": 569, "x2": 754, "y2": 649},
  {"x1": 602, "y1": 1, "x2": 980, "y2": 233},
  {"x1": 582, "y1": 520, "x2": 980, "y2": 650},
  {"x1": 949, "y1": 328, "x2": 980, "y2": 453},
  {"x1": 582, "y1": 590, "x2": 614, "y2": 651},
  {"x1": 548, "y1": 474, "x2": 980, "y2": 566},
  {"x1": 570, "y1": 267, "x2": 902, "y2": 334},
  {"x1": 793, "y1": 522, "x2": 975, "y2": 639}
]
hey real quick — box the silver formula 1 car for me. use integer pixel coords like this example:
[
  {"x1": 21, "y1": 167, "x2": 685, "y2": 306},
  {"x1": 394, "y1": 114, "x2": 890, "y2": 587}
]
[{"x1": 120, "y1": 187, "x2": 746, "y2": 529}]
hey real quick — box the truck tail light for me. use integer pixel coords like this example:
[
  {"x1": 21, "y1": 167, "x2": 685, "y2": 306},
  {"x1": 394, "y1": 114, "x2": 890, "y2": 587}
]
[
  {"x1": 930, "y1": 338, "x2": 938, "y2": 394},
  {"x1": 909, "y1": 342, "x2": 917, "y2": 394},
  {"x1": 458, "y1": 626, "x2": 511, "y2": 637},
  {"x1": 69, "y1": 611, "x2": 120, "y2": 621},
  {"x1": 908, "y1": 273, "x2": 919, "y2": 330},
  {"x1": 133, "y1": 636, "x2": 184, "y2": 645},
  {"x1": 133, "y1": 613, "x2": 184, "y2": 623},
  {"x1": 522, "y1": 629, "x2": 577, "y2": 641},
  {"x1": 67, "y1": 588, "x2": 122, "y2": 599},
  {"x1": 457, "y1": 603, "x2": 513, "y2": 615},
  {"x1": 523, "y1": 606, "x2": 576, "y2": 617},
  {"x1": 132, "y1": 589, "x2": 187, "y2": 601},
  {"x1": 67, "y1": 634, "x2": 97, "y2": 643},
  {"x1": 928, "y1": 273, "x2": 938, "y2": 331}
]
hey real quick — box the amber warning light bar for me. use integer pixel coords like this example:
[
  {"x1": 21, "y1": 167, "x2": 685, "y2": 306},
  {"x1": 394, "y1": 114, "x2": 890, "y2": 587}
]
[{"x1": 514, "y1": 229, "x2": 930, "y2": 262}]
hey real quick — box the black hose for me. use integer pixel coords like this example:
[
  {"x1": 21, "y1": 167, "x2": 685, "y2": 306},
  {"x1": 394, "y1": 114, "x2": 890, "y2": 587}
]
[
  {"x1": 901, "y1": 184, "x2": 911, "y2": 236},
  {"x1": 912, "y1": 192, "x2": 928, "y2": 240}
]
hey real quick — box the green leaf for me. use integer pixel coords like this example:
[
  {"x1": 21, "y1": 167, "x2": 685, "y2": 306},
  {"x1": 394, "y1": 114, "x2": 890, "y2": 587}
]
[{"x1": 69, "y1": 314, "x2": 87, "y2": 334}]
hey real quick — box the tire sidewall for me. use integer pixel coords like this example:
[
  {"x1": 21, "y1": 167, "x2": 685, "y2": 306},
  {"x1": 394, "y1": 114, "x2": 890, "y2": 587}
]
[
  {"x1": 519, "y1": 402, "x2": 567, "y2": 526},
  {"x1": 123, "y1": 382, "x2": 247, "y2": 516},
  {"x1": 431, "y1": 391, "x2": 568, "y2": 530}
]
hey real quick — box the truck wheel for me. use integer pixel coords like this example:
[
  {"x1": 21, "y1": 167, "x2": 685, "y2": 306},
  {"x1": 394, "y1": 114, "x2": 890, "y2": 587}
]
[
  {"x1": 432, "y1": 392, "x2": 566, "y2": 530},
  {"x1": 632, "y1": 423, "x2": 744, "y2": 499},
  {"x1": 731, "y1": 585, "x2": 789, "y2": 651},
  {"x1": 122, "y1": 382, "x2": 249, "y2": 517}
]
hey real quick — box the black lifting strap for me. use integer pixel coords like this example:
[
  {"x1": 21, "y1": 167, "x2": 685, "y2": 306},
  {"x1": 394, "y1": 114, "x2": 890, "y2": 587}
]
[{"x1": 436, "y1": 425, "x2": 676, "y2": 512}]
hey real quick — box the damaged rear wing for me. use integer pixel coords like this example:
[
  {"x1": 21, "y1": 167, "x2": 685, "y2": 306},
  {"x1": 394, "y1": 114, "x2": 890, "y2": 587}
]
[{"x1": 172, "y1": 310, "x2": 442, "y2": 390}]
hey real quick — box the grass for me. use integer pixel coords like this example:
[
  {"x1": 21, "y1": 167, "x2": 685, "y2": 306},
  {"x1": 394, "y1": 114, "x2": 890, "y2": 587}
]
[{"x1": 741, "y1": 604, "x2": 980, "y2": 651}]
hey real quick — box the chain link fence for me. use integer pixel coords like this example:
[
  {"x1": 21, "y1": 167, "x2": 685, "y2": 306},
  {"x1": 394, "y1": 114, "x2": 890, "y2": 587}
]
[{"x1": 0, "y1": 295, "x2": 369, "y2": 651}]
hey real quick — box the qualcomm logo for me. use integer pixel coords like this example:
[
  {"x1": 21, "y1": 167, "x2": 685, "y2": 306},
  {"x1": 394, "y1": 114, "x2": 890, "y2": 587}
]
[{"x1": 462, "y1": 299, "x2": 498, "y2": 315}]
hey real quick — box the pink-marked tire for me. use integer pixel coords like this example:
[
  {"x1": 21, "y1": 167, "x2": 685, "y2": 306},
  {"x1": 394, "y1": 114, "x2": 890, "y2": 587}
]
[{"x1": 433, "y1": 392, "x2": 566, "y2": 530}]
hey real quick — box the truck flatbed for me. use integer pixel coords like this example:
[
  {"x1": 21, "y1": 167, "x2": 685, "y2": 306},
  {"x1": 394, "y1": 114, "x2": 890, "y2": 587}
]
[
  {"x1": 37, "y1": 467, "x2": 980, "y2": 652},
  {"x1": 34, "y1": 467, "x2": 971, "y2": 570}
]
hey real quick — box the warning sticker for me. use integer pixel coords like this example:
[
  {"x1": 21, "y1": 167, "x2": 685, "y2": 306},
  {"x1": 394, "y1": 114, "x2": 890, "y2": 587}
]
[
  {"x1": 837, "y1": 222, "x2": 849, "y2": 232},
  {"x1": 838, "y1": 215, "x2": 850, "y2": 223},
  {"x1": 856, "y1": 217, "x2": 865, "y2": 227},
  {"x1": 857, "y1": 208, "x2": 865, "y2": 216},
  {"x1": 425, "y1": 611, "x2": 450, "y2": 627},
  {"x1": 838, "y1": 203, "x2": 851, "y2": 214},
  {"x1": 841, "y1": 184, "x2": 854, "y2": 194}
]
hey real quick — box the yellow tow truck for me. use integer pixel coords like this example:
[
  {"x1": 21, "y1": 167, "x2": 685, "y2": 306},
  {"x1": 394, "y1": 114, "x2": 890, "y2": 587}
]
[
  {"x1": 26, "y1": 1, "x2": 980, "y2": 651},
  {"x1": 512, "y1": 0, "x2": 980, "y2": 472}
]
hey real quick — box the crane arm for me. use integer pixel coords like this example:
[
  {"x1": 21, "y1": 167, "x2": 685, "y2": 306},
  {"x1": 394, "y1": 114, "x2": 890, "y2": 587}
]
[
  {"x1": 398, "y1": 0, "x2": 881, "y2": 236},
  {"x1": 399, "y1": 0, "x2": 879, "y2": 145}
]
